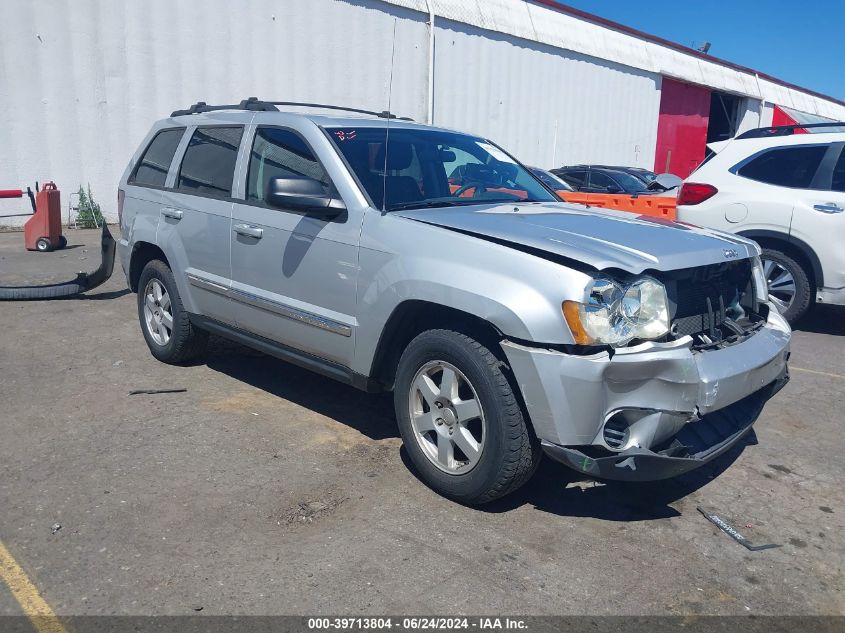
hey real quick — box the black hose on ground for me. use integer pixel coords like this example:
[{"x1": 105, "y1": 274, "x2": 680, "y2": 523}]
[{"x1": 0, "y1": 224, "x2": 116, "y2": 300}]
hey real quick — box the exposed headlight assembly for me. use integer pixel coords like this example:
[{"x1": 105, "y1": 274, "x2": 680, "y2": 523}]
[
  {"x1": 563, "y1": 277, "x2": 670, "y2": 346},
  {"x1": 751, "y1": 256, "x2": 769, "y2": 305}
]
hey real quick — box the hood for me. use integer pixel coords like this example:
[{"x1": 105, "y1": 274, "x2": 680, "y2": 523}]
[{"x1": 395, "y1": 202, "x2": 758, "y2": 274}]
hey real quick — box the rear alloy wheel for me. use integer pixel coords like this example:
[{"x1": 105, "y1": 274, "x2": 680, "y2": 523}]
[
  {"x1": 394, "y1": 329, "x2": 540, "y2": 505},
  {"x1": 36, "y1": 237, "x2": 52, "y2": 252},
  {"x1": 143, "y1": 278, "x2": 173, "y2": 347},
  {"x1": 137, "y1": 260, "x2": 208, "y2": 363},
  {"x1": 760, "y1": 248, "x2": 811, "y2": 324}
]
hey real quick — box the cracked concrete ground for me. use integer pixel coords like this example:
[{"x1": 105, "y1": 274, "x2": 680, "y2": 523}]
[{"x1": 0, "y1": 228, "x2": 843, "y2": 616}]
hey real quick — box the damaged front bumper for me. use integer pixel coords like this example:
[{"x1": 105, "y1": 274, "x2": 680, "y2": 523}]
[
  {"x1": 502, "y1": 307, "x2": 791, "y2": 481},
  {"x1": 0, "y1": 223, "x2": 116, "y2": 301}
]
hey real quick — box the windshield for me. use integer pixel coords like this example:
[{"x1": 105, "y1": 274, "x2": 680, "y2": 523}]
[
  {"x1": 326, "y1": 126, "x2": 556, "y2": 211},
  {"x1": 633, "y1": 170, "x2": 657, "y2": 183},
  {"x1": 529, "y1": 167, "x2": 573, "y2": 192}
]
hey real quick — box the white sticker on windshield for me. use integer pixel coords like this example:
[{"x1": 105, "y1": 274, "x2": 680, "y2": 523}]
[{"x1": 476, "y1": 142, "x2": 516, "y2": 164}]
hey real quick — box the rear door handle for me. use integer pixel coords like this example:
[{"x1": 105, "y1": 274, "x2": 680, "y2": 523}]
[
  {"x1": 161, "y1": 207, "x2": 183, "y2": 220},
  {"x1": 813, "y1": 203, "x2": 844, "y2": 214},
  {"x1": 234, "y1": 223, "x2": 263, "y2": 239}
]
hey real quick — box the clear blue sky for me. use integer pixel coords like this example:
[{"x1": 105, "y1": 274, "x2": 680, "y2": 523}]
[{"x1": 554, "y1": 1, "x2": 844, "y2": 100}]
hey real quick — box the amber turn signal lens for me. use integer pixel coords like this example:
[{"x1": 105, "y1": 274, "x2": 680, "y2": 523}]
[{"x1": 562, "y1": 301, "x2": 593, "y2": 345}]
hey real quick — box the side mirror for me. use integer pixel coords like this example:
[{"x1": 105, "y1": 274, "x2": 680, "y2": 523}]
[
  {"x1": 265, "y1": 177, "x2": 345, "y2": 218},
  {"x1": 652, "y1": 173, "x2": 682, "y2": 191}
]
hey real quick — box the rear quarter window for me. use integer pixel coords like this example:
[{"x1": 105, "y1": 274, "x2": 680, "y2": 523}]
[
  {"x1": 129, "y1": 128, "x2": 185, "y2": 187},
  {"x1": 735, "y1": 145, "x2": 827, "y2": 188}
]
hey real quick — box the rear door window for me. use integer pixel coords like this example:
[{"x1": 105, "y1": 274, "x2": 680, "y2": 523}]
[
  {"x1": 246, "y1": 127, "x2": 331, "y2": 203},
  {"x1": 736, "y1": 145, "x2": 827, "y2": 188},
  {"x1": 176, "y1": 126, "x2": 244, "y2": 197},
  {"x1": 129, "y1": 128, "x2": 184, "y2": 187}
]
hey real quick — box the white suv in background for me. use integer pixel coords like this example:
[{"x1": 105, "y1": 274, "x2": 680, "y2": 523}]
[{"x1": 677, "y1": 123, "x2": 845, "y2": 324}]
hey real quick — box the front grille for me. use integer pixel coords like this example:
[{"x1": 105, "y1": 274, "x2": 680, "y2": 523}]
[{"x1": 660, "y1": 260, "x2": 754, "y2": 339}]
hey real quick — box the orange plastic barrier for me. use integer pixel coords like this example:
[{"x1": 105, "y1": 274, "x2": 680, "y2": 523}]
[
  {"x1": 446, "y1": 183, "x2": 677, "y2": 220},
  {"x1": 559, "y1": 191, "x2": 676, "y2": 220}
]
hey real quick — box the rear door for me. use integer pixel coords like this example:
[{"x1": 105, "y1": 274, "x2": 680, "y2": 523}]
[
  {"x1": 158, "y1": 124, "x2": 244, "y2": 322},
  {"x1": 229, "y1": 125, "x2": 360, "y2": 367},
  {"x1": 122, "y1": 126, "x2": 185, "y2": 251}
]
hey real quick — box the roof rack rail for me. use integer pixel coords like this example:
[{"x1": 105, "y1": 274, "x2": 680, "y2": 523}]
[
  {"x1": 170, "y1": 97, "x2": 279, "y2": 117},
  {"x1": 268, "y1": 101, "x2": 414, "y2": 121},
  {"x1": 736, "y1": 121, "x2": 845, "y2": 139},
  {"x1": 170, "y1": 97, "x2": 413, "y2": 121}
]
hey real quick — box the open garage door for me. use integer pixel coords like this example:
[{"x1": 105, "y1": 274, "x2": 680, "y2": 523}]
[{"x1": 654, "y1": 78, "x2": 710, "y2": 178}]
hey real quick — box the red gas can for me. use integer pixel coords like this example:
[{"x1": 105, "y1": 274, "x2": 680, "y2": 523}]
[{"x1": 24, "y1": 182, "x2": 65, "y2": 251}]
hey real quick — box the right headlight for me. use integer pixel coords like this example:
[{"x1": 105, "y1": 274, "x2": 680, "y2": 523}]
[{"x1": 563, "y1": 276, "x2": 670, "y2": 346}]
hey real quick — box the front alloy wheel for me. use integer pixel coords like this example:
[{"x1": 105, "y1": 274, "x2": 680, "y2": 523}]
[
  {"x1": 394, "y1": 329, "x2": 541, "y2": 505},
  {"x1": 409, "y1": 360, "x2": 485, "y2": 473}
]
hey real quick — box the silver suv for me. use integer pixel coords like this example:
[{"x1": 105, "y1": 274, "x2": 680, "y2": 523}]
[{"x1": 117, "y1": 99, "x2": 791, "y2": 504}]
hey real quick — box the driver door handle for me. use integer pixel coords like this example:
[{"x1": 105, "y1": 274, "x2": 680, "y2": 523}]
[
  {"x1": 813, "y1": 203, "x2": 844, "y2": 214},
  {"x1": 161, "y1": 207, "x2": 183, "y2": 220},
  {"x1": 233, "y1": 223, "x2": 263, "y2": 239}
]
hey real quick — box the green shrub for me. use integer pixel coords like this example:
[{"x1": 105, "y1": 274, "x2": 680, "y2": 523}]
[{"x1": 76, "y1": 184, "x2": 104, "y2": 229}]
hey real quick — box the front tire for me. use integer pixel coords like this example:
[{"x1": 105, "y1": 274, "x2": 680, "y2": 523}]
[
  {"x1": 761, "y1": 248, "x2": 811, "y2": 324},
  {"x1": 394, "y1": 329, "x2": 540, "y2": 505},
  {"x1": 137, "y1": 260, "x2": 207, "y2": 364}
]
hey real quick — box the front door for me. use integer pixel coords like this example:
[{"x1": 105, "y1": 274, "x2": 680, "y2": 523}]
[
  {"x1": 229, "y1": 126, "x2": 360, "y2": 367},
  {"x1": 790, "y1": 143, "x2": 845, "y2": 292}
]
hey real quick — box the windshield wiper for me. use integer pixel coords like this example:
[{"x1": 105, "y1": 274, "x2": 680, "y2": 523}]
[
  {"x1": 388, "y1": 197, "x2": 555, "y2": 212},
  {"x1": 387, "y1": 199, "x2": 487, "y2": 212}
]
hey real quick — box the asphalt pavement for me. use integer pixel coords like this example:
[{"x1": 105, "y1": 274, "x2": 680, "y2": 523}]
[{"x1": 0, "y1": 228, "x2": 842, "y2": 618}]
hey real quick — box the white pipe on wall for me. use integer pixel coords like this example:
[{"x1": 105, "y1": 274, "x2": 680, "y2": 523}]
[{"x1": 424, "y1": 0, "x2": 435, "y2": 124}]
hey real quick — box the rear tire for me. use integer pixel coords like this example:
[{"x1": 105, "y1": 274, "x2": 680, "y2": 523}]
[
  {"x1": 36, "y1": 237, "x2": 52, "y2": 252},
  {"x1": 137, "y1": 260, "x2": 207, "y2": 364},
  {"x1": 760, "y1": 248, "x2": 811, "y2": 324},
  {"x1": 57, "y1": 235, "x2": 67, "y2": 249},
  {"x1": 394, "y1": 329, "x2": 540, "y2": 505}
]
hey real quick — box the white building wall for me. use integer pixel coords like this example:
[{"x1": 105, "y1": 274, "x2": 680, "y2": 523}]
[
  {"x1": 0, "y1": 0, "x2": 430, "y2": 225},
  {"x1": 432, "y1": 18, "x2": 661, "y2": 169},
  {"x1": 2, "y1": 0, "x2": 843, "y2": 225}
]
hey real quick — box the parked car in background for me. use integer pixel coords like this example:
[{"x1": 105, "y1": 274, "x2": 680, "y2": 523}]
[
  {"x1": 676, "y1": 122, "x2": 845, "y2": 324},
  {"x1": 118, "y1": 99, "x2": 789, "y2": 505},
  {"x1": 552, "y1": 165, "x2": 651, "y2": 194},
  {"x1": 542, "y1": 165, "x2": 677, "y2": 220},
  {"x1": 565, "y1": 165, "x2": 664, "y2": 189}
]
